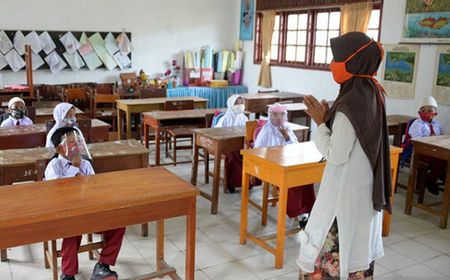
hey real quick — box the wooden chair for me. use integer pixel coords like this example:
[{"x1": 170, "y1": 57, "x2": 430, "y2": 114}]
[
  {"x1": 62, "y1": 88, "x2": 90, "y2": 112},
  {"x1": 0, "y1": 94, "x2": 22, "y2": 108},
  {"x1": 35, "y1": 159, "x2": 103, "y2": 280},
  {"x1": 164, "y1": 100, "x2": 195, "y2": 166},
  {"x1": 94, "y1": 83, "x2": 114, "y2": 95},
  {"x1": 37, "y1": 84, "x2": 67, "y2": 101},
  {"x1": 245, "y1": 120, "x2": 278, "y2": 226},
  {"x1": 45, "y1": 118, "x2": 92, "y2": 144},
  {"x1": 120, "y1": 72, "x2": 138, "y2": 89},
  {"x1": 138, "y1": 87, "x2": 167, "y2": 98},
  {"x1": 92, "y1": 94, "x2": 118, "y2": 131}
]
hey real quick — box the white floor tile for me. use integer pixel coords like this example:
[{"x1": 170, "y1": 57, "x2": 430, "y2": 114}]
[
  {"x1": 390, "y1": 239, "x2": 442, "y2": 263},
  {"x1": 202, "y1": 261, "x2": 260, "y2": 280},
  {"x1": 423, "y1": 255, "x2": 450, "y2": 277}
]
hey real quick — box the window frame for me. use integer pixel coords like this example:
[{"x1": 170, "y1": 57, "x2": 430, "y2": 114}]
[{"x1": 253, "y1": 3, "x2": 383, "y2": 71}]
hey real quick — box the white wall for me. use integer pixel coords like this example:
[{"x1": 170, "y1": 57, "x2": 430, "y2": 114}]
[
  {"x1": 242, "y1": 0, "x2": 450, "y2": 132},
  {"x1": 0, "y1": 0, "x2": 240, "y2": 85}
]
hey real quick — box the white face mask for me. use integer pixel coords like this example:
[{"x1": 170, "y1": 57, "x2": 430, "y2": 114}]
[
  {"x1": 232, "y1": 104, "x2": 245, "y2": 114},
  {"x1": 63, "y1": 117, "x2": 77, "y2": 127}
]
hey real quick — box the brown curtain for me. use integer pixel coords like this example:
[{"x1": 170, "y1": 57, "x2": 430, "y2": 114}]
[
  {"x1": 256, "y1": 0, "x2": 379, "y2": 11},
  {"x1": 340, "y1": 1, "x2": 373, "y2": 34},
  {"x1": 258, "y1": 11, "x2": 276, "y2": 88}
]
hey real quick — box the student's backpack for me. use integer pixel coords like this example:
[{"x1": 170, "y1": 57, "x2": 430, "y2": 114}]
[
  {"x1": 400, "y1": 118, "x2": 417, "y2": 167},
  {"x1": 211, "y1": 110, "x2": 225, "y2": 127},
  {"x1": 249, "y1": 119, "x2": 267, "y2": 148}
]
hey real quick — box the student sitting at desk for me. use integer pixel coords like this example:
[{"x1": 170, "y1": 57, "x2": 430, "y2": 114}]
[
  {"x1": 254, "y1": 103, "x2": 316, "y2": 228},
  {"x1": 45, "y1": 127, "x2": 125, "y2": 280},
  {"x1": 408, "y1": 96, "x2": 446, "y2": 195},
  {"x1": 0, "y1": 97, "x2": 33, "y2": 127},
  {"x1": 46, "y1": 102, "x2": 86, "y2": 148},
  {"x1": 213, "y1": 94, "x2": 249, "y2": 192}
]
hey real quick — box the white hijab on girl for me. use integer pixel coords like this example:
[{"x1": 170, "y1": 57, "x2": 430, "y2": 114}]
[
  {"x1": 45, "y1": 102, "x2": 85, "y2": 148},
  {"x1": 214, "y1": 94, "x2": 248, "y2": 127}
]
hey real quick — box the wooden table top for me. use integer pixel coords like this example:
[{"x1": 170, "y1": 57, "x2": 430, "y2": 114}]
[
  {"x1": 0, "y1": 139, "x2": 148, "y2": 167},
  {"x1": 116, "y1": 97, "x2": 208, "y2": 106},
  {"x1": 0, "y1": 167, "x2": 197, "y2": 247},
  {"x1": 387, "y1": 114, "x2": 414, "y2": 126},
  {"x1": 36, "y1": 107, "x2": 84, "y2": 116},
  {"x1": 412, "y1": 135, "x2": 450, "y2": 150},
  {"x1": 244, "y1": 92, "x2": 306, "y2": 100},
  {"x1": 193, "y1": 123, "x2": 309, "y2": 140},
  {"x1": 143, "y1": 108, "x2": 222, "y2": 120},
  {"x1": 0, "y1": 119, "x2": 110, "y2": 137}
]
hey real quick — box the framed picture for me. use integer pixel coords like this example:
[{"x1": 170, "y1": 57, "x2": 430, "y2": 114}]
[
  {"x1": 402, "y1": 0, "x2": 450, "y2": 44},
  {"x1": 381, "y1": 44, "x2": 420, "y2": 99},
  {"x1": 432, "y1": 45, "x2": 450, "y2": 105},
  {"x1": 239, "y1": 0, "x2": 254, "y2": 41}
]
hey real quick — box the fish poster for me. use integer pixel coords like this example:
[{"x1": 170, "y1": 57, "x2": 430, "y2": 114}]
[
  {"x1": 402, "y1": 0, "x2": 450, "y2": 43},
  {"x1": 240, "y1": 0, "x2": 254, "y2": 41},
  {"x1": 432, "y1": 45, "x2": 450, "y2": 105},
  {"x1": 381, "y1": 44, "x2": 420, "y2": 99}
]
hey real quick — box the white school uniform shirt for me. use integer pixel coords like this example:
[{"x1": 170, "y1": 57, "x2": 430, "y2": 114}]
[
  {"x1": 408, "y1": 118, "x2": 443, "y2": 138},
  {"x1": 0, "y1": 116, "x2": 33, "y2": 128},
  {"x1": 254, "y1": 121, "x2": 297, "y2": 148},
  {"x1": 45, "y1": 102, "x2": 85, "y2": 148},
  {"x1": 297, "y1": 112, "x2": 383, "y2": 279},
  {"x1": 45, "y1": 155, "x2": 95, "y2": 180},
  {"x1": 214, "y1": 94, "x2": 248, "y2": 128}
]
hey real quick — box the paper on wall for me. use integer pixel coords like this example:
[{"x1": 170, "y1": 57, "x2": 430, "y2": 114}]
[
  {"x1": 0, "y1": 53, "x2": 8, "y2": 70},
  {"x1": 105, "y1": 32, "x2": 119, "y2": 56},
  {"x1": 78, "y1": 32, "x2": 93, "y2": 55},
  {"x1": 44, "y1": 51, "x2": 67, "y2": 74},
  {"x1": 31, "y1": 51, "x2": 45, "y2": 70},
  {"x1": 39, "y1": 31, "x2": 56, "y2": 55},
  {"x1": 113, "y1": 52, "x2": 131, "y2": 70},
  {"x1": 13, "y1": 31, "x2": 26, "y2": 55},
  {"x1": 89, "y1": 32, "x2": 117, "y2": 70},
  {"x1": 63, "y1": 51, "x2": 85, "y2": 71},
  {"x1": 82, "y1": 51, "x2": 103, "y2": 70},
  {"x1": 60, "y1": 32, "x2": 81, "y2": 54},
  {"x1": 4, "y1": 49, "x2": 26, "y2": 72},
  {"x1": 0, "y1": 31, "x2": 13, "y2": 55},
  {"x1": 116, "y1": 32, "x2": 132, "y2": 55},
  {"x1": 24, "y1": 31, "x2": 42, "y2": 53}
]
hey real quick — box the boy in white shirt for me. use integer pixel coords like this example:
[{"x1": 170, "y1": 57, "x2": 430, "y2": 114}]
[{"x1": 0, "y1": 97, "x2": 33, "y2": 127}]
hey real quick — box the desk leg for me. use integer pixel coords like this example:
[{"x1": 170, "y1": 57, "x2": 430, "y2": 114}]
[
  {"x1": 156, "y1": 220, "x2": 164, "y2": 272},
  {"x1": 117, "y1": 108, "x2": 122, "y2": 140},
  {"x1": 126, "y1": 110, "x2": 132, "y2": 140},
  {"x1": 205, "y1": 150, "x2": 209, "y2": 184},
  {"x1": 155, "y1": 127, "x2": 161, "y2": 166},
  {"x1": 211, "y1": 150, "x2": 221, "y2": 214},
  {"x1": 383, "y1": 156, "x2": 400, "y2": 237},
  {"x1": 439, "y1": 163, "x2": 450, "y2": 229},
  {"x1": 240, "y1": 171, "x2": 250, "y2": 245},
  {"x1": 185, "y1": 198, "x2": 196, "y2": 280},
  {"x1": 405, "y1": 153, "x2": 418, "y2": 215},
  {"x1": 393, "y1": 125, "x2": 402, "y2": 147},
  {"x1": 191, "y1": 143, "x2": 199, "y2": 186},
  {"x1": 144, "y1": 122, "x2": 149, "y2": 149},
  {"x1": 306, "y1": 117, "x2": 312, "y2": 141},
  {"x1": 275, "y1": 186, "x2": 288, "y2": 269}
]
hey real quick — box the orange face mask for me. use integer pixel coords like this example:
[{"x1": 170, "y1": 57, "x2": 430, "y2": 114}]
[{"x1": 330, "y1": 39, "x2": 384, "y2": 84}]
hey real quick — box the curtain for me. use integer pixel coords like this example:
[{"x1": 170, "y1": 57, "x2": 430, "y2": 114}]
[
  {"x1": 340, "y1": 1, "x2": 372, "y2": 34},
  {"x1": 258, "y1": 11, "x2": 276, "y2": 88}
]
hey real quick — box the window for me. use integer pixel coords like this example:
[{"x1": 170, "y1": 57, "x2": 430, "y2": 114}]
[{"x1": 254, "y1": 5, "x2": 382, "y2": 70}]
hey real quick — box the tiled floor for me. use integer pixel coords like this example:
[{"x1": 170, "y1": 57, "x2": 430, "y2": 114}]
[{"x1": 1, "y1": 150, "x2": 450, "y2": 279}]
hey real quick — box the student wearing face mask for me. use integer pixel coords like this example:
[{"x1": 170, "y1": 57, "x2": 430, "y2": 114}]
[
  {"x1": 0, "y1": 97, "x2": 33, "y2": 127},
  {"x1": 254, "y1": 103, "x2": 316, "y2": 228},
  {"x1": 213, "y1": 95, "x2": 248, "y2": 192},
  {"x1": 408, "y1": 96, "x2": 446, "y2": 195},
  {"x1": 45, "y1": 102, "x2": 86, "y2": 148}
]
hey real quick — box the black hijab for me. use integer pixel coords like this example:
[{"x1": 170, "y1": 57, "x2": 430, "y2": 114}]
[{"x1": 327, "y1": 32, "x2": 392, "y2": 214}]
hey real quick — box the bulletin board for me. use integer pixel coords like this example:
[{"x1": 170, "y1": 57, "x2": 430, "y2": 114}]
[{"x1": 0, "y1": 30, "x2": 132, "y2": 71}]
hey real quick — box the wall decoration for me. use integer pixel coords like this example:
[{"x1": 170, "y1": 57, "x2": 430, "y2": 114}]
[
  {"x1": 239, "y1": 0, "x2": 255, "y2": 41},
  {"x1": 432, "y1": 45, "x2": 450, "y2": 105},
  {"x1": 381, "y1": 44, "x2": 420, "y2": 99},
  {"x1": 402, "y1": 0, "x2": 450, "y2": 44}
]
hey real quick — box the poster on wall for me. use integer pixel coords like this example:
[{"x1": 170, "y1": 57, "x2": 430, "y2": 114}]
[
  {"x1": 402, "y1": 0, "x2": 450, "y2": 44},
  {"x1": 432, "y1": 45, "x2": 450, "y2": 105},
  {"x1": 381, "y1": 44, "x2": 420, "y2": 99},
  {"x1": 239, "y1": 0, "x2": 254, "y2": 41}
]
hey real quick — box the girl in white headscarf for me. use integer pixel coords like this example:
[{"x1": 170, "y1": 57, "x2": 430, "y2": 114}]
[
  {"x1": 214, "y1": 94, "x2": 248, "y2": 127},
  {"x1": 45, "y1": 102, "x2": 85, "y2": 148},
  {"x1": 254, "y1": 103, "x2": 316, "y2": 227}
]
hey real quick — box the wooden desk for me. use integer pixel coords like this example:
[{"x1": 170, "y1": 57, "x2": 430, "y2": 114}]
[
  {"x1": 116, "y1": 97, "x2": 208, "y2": 140},
  {"x1": 0, "y1": 139, "x2": 148, "y2": 186},
  {"x1": 387, "y1": 114, "x2": 414, "y2": 147},
  {"x1": 0, "y1": 120, "x2": 111, "y2": 150},
  {"x1": 405, "y1": 135, "x2": 450, "y2": 229},
  {"x1": 191, "y1": 124, "x2": 309, "y2": 214},
  {"x1": 0, "y1": 167, "x2": 197, "y2": 280},
  {"x1": 243, "y1": 92, "x2": 306, "y2": 115},
  {"x1": 35, "y1": 107, "x2": 88, "y2": 123},
  {"x1": 239, "y1": 143, "x2": 402, "y2": 268},
  {"x1": 143, "y1": 108, "x2": 220, "y2": 166}
]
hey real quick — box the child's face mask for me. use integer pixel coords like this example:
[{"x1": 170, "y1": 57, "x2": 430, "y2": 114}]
[
  {"x1": 10, "y1": 108, "x2": 26, "y2": 120},
  {"x1": 270, "y1": 112, "x2": 286, "y2": 127},
  {"x1": 232, "y1": 104, "x2": 245, "y2": 114},
  {"x1": 63, "y1": 117, "x2": 77, "y2": 127},
  {"x1": 59, "y1": 132, "x2": 90, "y2": 161},
  {"x1": 419, "y1": 111, "x2": 437, "y2": 122}
]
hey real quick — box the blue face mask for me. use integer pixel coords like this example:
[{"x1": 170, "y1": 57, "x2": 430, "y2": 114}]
[{"x1": 63, "y1": 117, "x2": 77, "y2": 127}]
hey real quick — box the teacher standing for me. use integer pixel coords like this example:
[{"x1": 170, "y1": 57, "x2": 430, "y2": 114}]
[{"x1": 297, "y1": 32, "x2": 392, "y2": 279}]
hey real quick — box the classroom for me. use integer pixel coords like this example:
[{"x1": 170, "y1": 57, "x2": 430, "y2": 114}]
[{"x1": 0, "y1": 0, "x2": 449, "y2": 279}]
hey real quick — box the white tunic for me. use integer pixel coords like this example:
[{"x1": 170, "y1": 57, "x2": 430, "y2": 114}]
[
  {"x1": 297, "y1": 112, "x2": 383, "y2": 278},
  {"x1": 0, "y1": 116, "x2": 33, "y2": 127}
]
